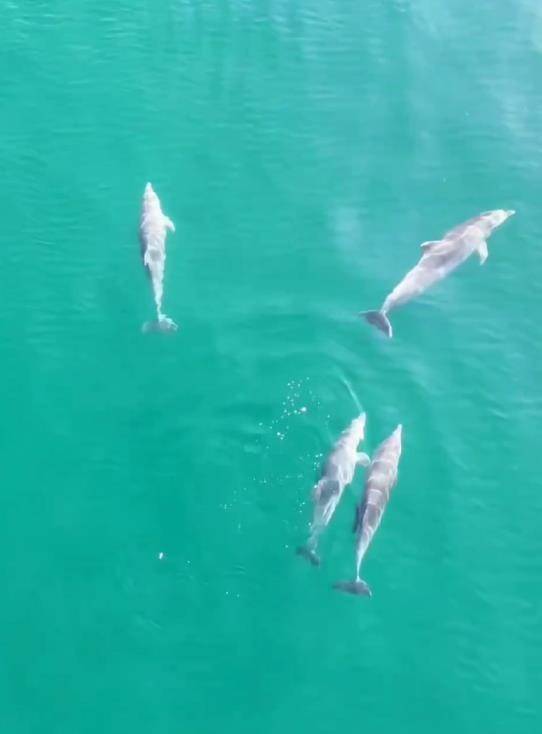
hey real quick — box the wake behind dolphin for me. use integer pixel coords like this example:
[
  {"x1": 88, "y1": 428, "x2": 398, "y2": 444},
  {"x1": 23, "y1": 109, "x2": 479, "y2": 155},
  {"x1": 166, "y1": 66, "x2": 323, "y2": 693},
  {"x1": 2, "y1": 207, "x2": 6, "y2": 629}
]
[
  {"x1": 297, "y1": 414, "x2": 370, "y2": 566},
  {"x1": 362, "y1": 209, "x2": 515, "y2": 338},
  {"x1": 334, "y1": 424, "x2": 403, "y2": 597},
  {"x1": 139, "y1": 182, "x2": 177, "y2": 333}
]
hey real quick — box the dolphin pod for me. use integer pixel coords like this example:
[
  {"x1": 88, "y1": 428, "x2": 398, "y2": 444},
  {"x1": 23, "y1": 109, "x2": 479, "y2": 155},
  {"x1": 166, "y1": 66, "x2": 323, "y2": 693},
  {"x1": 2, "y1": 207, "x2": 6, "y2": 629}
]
[
  {"x1": 297, "y1": 417, "x2": 403, "y2": 598},
  {"x1": 134, "y1": 189, "x2": 515, "y2": 599},
  {"x1": 334, "y1": 424, "x2": 403, "y2": 597},
  {"x1": 139, "y1": 182, "x2": 177, "y2": 333},
  {"x1": 362, "y1": 209, "x2": 515, "y2": 338},
  {"x1": 297, "y1": 414, "x2": 370, "y2": 566}
]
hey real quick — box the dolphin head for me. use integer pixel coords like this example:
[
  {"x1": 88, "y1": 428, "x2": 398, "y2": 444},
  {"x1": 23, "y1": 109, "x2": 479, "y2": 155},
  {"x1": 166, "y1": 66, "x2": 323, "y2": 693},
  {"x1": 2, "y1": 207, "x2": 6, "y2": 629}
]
[
  {"x1": 143, "y1": 182, "x2": 158, "y2": 203},
  {"x1": 486, "y1": 209, "x2": 515, "y2": 230},
  {"x1": 391, "y1": 423, "x2": 403, "y2": 451}
]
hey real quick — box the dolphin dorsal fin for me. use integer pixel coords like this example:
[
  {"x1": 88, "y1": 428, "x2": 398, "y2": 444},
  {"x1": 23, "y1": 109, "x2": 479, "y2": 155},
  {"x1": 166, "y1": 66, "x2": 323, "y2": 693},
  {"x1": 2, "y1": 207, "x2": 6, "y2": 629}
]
[{"x1": 420, "y1": 240, "x2": 441, "y2": 252}]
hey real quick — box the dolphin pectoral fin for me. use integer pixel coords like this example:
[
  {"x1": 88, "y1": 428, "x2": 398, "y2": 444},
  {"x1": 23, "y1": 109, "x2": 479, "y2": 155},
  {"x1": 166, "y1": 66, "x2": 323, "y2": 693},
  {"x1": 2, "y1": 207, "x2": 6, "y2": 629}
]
[
  {"x1": 420, "y1": 240, "x2": 441, "y2": 252},
  {"x1": 477, "y1": 240, "x2": 488, "y2": 264},
  {"x1": 356, "y1": 452, "x2": 370, "y2": 468},
  {"x1": 164, "y1": 216, "x2": 175, "y2": 233}
]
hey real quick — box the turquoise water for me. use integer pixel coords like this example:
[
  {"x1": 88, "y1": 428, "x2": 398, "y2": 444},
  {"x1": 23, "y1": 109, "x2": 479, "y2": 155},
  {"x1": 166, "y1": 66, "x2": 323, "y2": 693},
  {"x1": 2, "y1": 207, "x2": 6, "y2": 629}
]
[{"x1": 1, "y1": 1, "x2": 541, "y2": 732}]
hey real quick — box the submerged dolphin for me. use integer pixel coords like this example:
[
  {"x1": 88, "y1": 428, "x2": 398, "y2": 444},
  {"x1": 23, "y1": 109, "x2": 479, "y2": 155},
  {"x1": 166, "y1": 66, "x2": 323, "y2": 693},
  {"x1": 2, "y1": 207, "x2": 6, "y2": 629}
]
[
  {"x1": 362, "y1": 209, "x2": 515, "y2": 338},
  {"x1": 334, "y1": 424, "x2": 403, "y2": 597},
  {"x1": 139, "y1": 182, "x2": 177, "y2": 333},
  {"x1": 297, "y1": 414, "x2": 370, "y2": 566}
]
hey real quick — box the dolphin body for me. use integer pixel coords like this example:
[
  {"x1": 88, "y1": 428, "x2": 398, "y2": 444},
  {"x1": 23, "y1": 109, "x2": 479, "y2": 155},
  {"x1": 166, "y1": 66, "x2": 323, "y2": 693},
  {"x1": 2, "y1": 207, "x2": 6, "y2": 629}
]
[
  {"x1": 297, "y1": 414, "x2": 370, "y2": 566},
  {"x1": 334, "y1": 424, "x2": 403, "y2": 597},
  {"x1": 139, "y1": 183, "x2": 177, "y2": 333},
  {"x1": 362, "y1": 209, "x2": 515, "y2": 338}
]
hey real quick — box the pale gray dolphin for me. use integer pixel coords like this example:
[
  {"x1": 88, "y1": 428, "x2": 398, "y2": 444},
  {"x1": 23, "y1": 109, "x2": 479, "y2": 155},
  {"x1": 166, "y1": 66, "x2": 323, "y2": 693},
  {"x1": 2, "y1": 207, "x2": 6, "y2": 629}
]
[
  {"x1": 297, "y1": 414, "x2": 370, "y2": 566},
  {"x1": 362, "y1": 209, "x2": 515, "y2": 338},
  {"x1": 139, "y1": 182, "x2": 177, "y2": 333},
  {"x1": 334, "y1": 424, "x2": 403, "y2": 596}
]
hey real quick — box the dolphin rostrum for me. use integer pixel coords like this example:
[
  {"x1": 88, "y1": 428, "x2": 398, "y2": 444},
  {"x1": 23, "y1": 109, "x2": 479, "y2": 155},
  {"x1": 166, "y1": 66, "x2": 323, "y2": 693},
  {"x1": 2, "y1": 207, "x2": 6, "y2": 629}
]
[
  {"x1": 334, "y1": 424, "x2": 403, "y2": 597},
  {"x1": 139, "y1": 182, "x2": 177, "y2": 333},
  {"x1": 362, "y1": 209, "x2": 515, "y2": 338},
  {"x1": 297, "y1": 414, "x2": 370, "y2": 566}
]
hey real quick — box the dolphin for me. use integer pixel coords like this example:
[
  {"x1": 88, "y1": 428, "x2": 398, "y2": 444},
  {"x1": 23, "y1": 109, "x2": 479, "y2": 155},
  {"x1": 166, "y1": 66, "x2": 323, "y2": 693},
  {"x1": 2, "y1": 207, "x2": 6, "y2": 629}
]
[
  {"x1": 297, "y1": 414, "x2": 370, "y2": 566},
  {"x1": 362, "y1": 209, "x2": 515, "y2": 338},
  {"x1": 139, "y1": 182, "x2": 177, "y2": 333},
  {"x1": 334, "y1": 424, "x2": 403, "y2": 597}
]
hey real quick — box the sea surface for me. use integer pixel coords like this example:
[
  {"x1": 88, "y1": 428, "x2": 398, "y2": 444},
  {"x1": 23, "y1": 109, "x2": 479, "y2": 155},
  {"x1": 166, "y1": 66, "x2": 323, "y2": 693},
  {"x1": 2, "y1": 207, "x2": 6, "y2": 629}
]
[{"x1": 1, "y1": 2, "x2": 541, "y2": 732}]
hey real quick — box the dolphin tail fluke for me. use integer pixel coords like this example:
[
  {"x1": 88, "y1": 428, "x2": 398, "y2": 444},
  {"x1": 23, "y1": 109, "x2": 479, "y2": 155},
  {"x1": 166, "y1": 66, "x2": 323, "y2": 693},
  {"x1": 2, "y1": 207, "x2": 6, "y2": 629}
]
[
  {"x1": 361, "y1": 310, "x2": 392, "y2": 338},
  {"x1": 296, "y1": 546, "x2": 321, "y2": 567},
  {"x1": 142, "y1": 313, "x2": 178, "y2": 334},
  {"x1": 333, "y1": 579, "x2": 372, "y2": 597}
]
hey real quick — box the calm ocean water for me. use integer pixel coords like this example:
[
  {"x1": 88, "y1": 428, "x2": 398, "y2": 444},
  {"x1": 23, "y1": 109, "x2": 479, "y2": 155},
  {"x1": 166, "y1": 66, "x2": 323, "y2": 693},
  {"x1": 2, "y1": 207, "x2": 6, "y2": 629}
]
[{"x1": 1, "y1": 1, "x2": 541, "y2": 732}]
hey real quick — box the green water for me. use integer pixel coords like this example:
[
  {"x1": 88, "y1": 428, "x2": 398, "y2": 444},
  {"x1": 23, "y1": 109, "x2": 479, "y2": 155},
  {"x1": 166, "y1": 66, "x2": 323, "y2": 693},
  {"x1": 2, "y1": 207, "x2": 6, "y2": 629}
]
[{"x1": 1, "y1": 1, "x2": 541, "y2": 732}]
